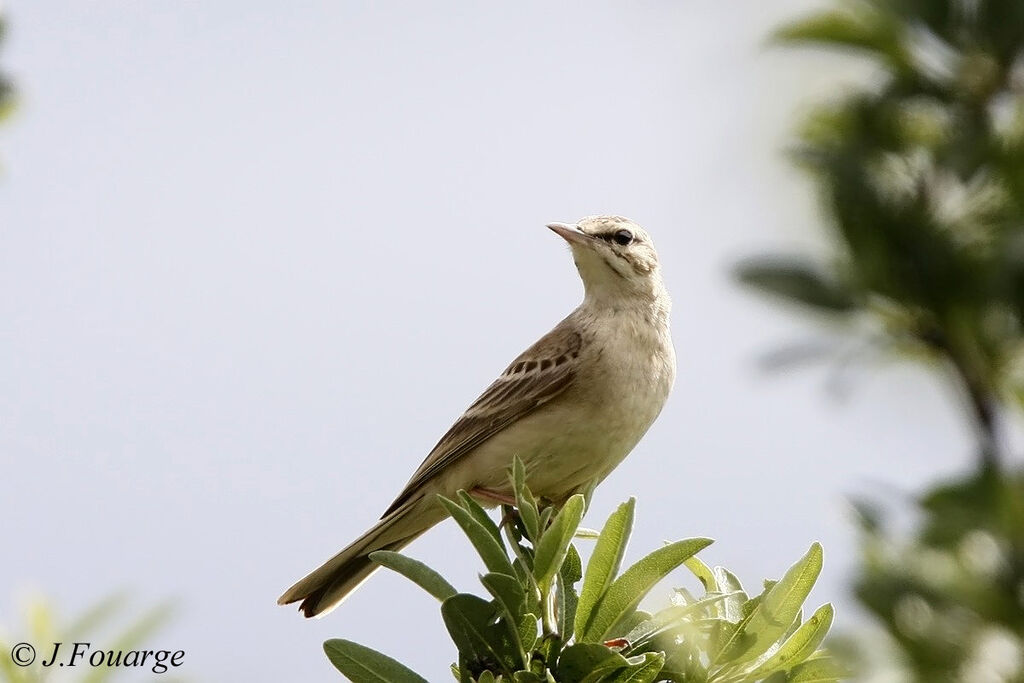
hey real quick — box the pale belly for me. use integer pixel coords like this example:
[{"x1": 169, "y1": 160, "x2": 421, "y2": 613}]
[
  {"x1": 424, "y1": 309, "x2": 675, "y2": 507},
  {"x1": 429, "y1": 383, "x2": 665, "y2": 504}
]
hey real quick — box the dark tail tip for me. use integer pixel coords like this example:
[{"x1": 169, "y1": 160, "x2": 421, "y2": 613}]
[{"x1": 298, "y1": 591, "x2": 325, "y2": 618}]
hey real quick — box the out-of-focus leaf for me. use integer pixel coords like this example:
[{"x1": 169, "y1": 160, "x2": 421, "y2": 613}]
[
  {"x1": 847, "y1": 497, "x2": 884, "y2": 534},
  {"x1": 324, "y1": 639, "x2": 429, "y2": 683},
  {"x1": 773, "y1": 6, "x2": 906, "y2": 68},
  {"x1": 0, "y1": 19, "x2": 12, "y2": 125},
  {"x1": 713, "y1": 543, "x2": 823, "y2": 670},
  {"x1": 575, "y1": 499, "x2": 636, "y2": 640},
  {"x1": 82, "y1": 601, "x2": 176, "y2": 683},
  {"x1": 63, "y1": 593, "x2": 129, "y2": 641},
  {"x1": 370, "y1": 550, "x2": 458, "y2": 602},
  {"x1": 580, "y1": 537, "x2": 714, "y2": 642},
  {"x1": 735, "y1": 258, "x2": 858, "y2": 312},
  {"x1": 756, "y1": 339, "x2": 842, "y2": 373},
  {"x1": 440, "y1": 496, "x2": 516, "y2": 578},
  {"x1": 533, "y1": 495, "x2": 585, "y2": 590}
]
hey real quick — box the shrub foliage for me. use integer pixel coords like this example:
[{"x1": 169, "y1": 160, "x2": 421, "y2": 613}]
[{"x1": 324, "y1": 460, "x2": 840, "y2": 683}]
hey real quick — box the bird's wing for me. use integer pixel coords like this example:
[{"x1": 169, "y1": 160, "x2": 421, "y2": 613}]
[{"x1": 381, "y1": 322, "x2": 583, "y2": 517}]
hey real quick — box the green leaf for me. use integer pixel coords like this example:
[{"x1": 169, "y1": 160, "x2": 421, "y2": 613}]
[
  {"x1": 614, "y1": 609, "x2": 652, "y2": 640},
  {"x1": 713, "y1": 543, "x2": 824, "y2": 671},
  {"x1": 772, "y1": 6, "x2": 906, "y2": 67},
  {"x1": 441, "y1": 594, "x2": 520, "y2": 675},
  {"x1": 785, "y1": 653, "x2": 847, "y2": 682},
  {"x1": 575, "y1": 498, "x2": 636, "y2": 640},
  {"x1": 481, "y1": 572, "x2": 526, "y2": 623},
  {"x1": 580, "y1": 537, "x2": 714, "y2": 643},
  {"x1": 323, "y1": 639, "x2": 428, "y2": 683},
  {"x1": 625, "y1": 592, "x2": 743, "y2": 653},
  {"x1": 707, "y1": 618, "x2": 744, "y2": 663},
  {"x1": 683, "y1": 556, "x2": 716, "y2": 592},
  {"x1": 534, "y1": 495, "x2": 586, "y2": 590},
  {"x1": 660, "y1": 638, "x2": 707, "y2": 683},
  {"x1": 512, "y1": 557, "x2": 539, "y2": 609},
  {"x1": 458, "y1": 490, "x2": 505, "y2": 547},
  {"x1": 512, "y1": 457, "x2": 541, "y2": 541},
  {"x1": 741, "y1": 603, "x2": 835, "y2": 680},
  {"x1": 538, "y1": 506, "x2": 555, "y2": 534},
  {"x1": 440, "y1": 495, "x2": 517, "y2": 578},
  {"x1": 714, "y1": 567, "x2": 748, "y2": 622},
  {"x1": 575, "y1": 527, "x2": 601, "y2": 539},
  {"x1": 603, "y1": 652, "x2": 666, "y2": 683},
  {"x1": 370, "y1": 550, "x2": 458, "y2": 602},
  {"x1": 734, "y1": 257, "x2": 857, "y2": 312},
  {"x1": 519, "y1": 613, "x2": 538, "y2": 653},
  {"x1": 556, "y1": 643, "x2": 629, "y2": 683},
  {"x1": 558, "y1": 545, "x2": 583, "y2": 638}
]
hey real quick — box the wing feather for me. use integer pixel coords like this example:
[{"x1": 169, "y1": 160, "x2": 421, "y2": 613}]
[{"x1": 381, "y1": 322, "x2": 583, "y2": 516}]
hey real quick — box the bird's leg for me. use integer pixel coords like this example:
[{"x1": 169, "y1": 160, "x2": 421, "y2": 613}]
[
  {"x1": 497, "y1": 505, "x2": 522, "y2": 534},
  {"x1": 470, "y1": 486, "x2": 516, "y2": 507}
]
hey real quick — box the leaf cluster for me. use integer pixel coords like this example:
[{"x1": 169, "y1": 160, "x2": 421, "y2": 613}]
[
  {"x1": 841, "y1": 466, "x2": 1024, "y2": 681},
  {"x1": 737, "y1": 0, "x2": 1024, "y2": 423},
  {"x1": 324, "y1": 460, "x2": 840, "y2": 682}
]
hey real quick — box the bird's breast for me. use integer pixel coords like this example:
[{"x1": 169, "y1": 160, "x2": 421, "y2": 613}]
[
  {"x1": 441, "y1": 306, "x2": 675, "y2": 502},
  {"x1": 579, "y1": 308, "x2": 675, "y2": 420}
]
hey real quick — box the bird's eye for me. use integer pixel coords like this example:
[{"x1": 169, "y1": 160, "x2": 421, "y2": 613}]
[{"x1": 612, "y1": 229, "x2": 634, "y2": 246}]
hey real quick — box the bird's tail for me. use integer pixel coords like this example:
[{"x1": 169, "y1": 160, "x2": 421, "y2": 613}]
[{"x1": 278, "y1": 499, "x2": 438, "y2": 618}]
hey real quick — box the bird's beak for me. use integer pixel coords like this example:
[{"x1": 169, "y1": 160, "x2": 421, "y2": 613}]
[{"x1": 547, "y1": 222, "x2": 591, "y2": 246}]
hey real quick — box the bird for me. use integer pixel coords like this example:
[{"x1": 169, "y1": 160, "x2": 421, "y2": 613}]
[{"x1": 279, "y1": 215, "x2": 676, "y2": 618}]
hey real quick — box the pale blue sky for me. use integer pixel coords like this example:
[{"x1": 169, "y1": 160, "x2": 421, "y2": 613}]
[{"x1": 0, "y1": 2, "x2": 990, "y2": 681}]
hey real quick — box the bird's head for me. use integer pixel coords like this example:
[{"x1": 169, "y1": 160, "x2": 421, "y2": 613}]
[{"x1": 547, "y1": 215, "x2": 665, "y2": 306}]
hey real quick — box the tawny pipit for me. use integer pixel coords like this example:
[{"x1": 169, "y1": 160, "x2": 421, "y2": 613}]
[{"x1": 279, "y1": 215, "x2": 675, "y2": 617}]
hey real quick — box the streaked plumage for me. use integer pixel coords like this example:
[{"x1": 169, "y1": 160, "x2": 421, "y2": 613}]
[{"x1": 279, "y1": 215, "x2": 675, "y2": 617}]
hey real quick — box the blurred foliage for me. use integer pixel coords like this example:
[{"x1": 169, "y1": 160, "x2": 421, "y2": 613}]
[
  {"x1": 840, "y1": 469, "x2": 1024, "y2": 681},
  {"x1": 739, "y1": 0, "x2": 1024, "y2": 467},
  {"x1": 0, "y1": 12, "x2": 14, "y2": 125},
  {"x1": 325, "y1": 459, "x2": 841, "y2": 682},
  {"x1": 738, "y1": 0, "x2": 1024, "y2": 680},
  {"x1": 0, "y1": 593, "x2": 177, "y2": 682}
]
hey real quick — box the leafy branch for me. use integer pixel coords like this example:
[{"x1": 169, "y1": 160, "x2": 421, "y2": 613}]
[
  {"x1": 737, "y1": 0, "x2": 1024, "y2": 472},
  {"x1": 324, "y1": 459, "x2": 841, "y2": 682}
]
